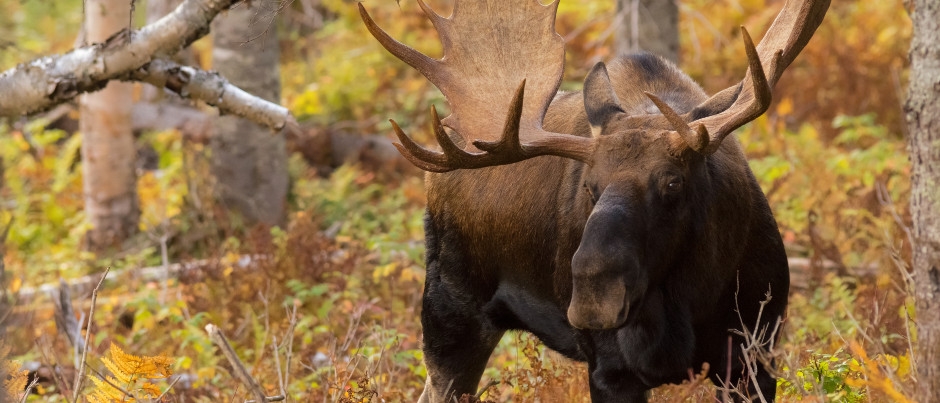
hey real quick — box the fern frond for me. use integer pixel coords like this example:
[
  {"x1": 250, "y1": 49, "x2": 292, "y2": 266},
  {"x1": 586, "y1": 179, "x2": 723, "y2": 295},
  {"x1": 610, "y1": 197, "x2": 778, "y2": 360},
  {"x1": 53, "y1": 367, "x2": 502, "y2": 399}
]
[
  {"x1": 108, "y1": 344, "x2": 147, "y2": 382},
  {"x1": 2, "y1": 359, "x2": 28, "y2": 399},
  {"x1": 88, "y1": 343, "x2": 177, "y2": 402},
  {"x1": 109, "y1": 344, "x2": 174, "y2": 379},
  {"x1": 89, "y1": 374, "x2": 130, "y2": 402},
  {"x1": 102, "y1": 356, "x2": 135, "y2": 385},
  {"x1": 140, "y1": 381, "x2": 162, "y2": 397}
]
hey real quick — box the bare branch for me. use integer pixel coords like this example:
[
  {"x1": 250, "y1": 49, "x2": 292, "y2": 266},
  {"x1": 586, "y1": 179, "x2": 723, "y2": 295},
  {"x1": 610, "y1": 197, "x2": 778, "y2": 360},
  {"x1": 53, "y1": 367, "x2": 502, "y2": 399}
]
[
  {"x1": 0, "y1": 0, "x2": 239, "y2": 118},
  {"x1": 72, "y1": 267, "x2": 110, "y2": 402},
  {"x1": 130, "y1": 58, "x2": 294, "y2": 131},
  {"x1": 19, "y1": 375, "x2": 40, "y2": 403},
  {"x1": 205, "y1": 323, "x2": 270, "y2": 402}
]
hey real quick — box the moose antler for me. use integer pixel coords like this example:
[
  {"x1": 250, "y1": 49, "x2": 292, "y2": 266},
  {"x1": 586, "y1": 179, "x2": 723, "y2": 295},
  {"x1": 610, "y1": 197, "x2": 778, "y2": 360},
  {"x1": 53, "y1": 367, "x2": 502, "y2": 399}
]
[
  {"x1": 651, "y1": 0, "x2": 830, "y2": 154},
  {"x1": 359, "y1": 0, "x2": 594, "y2": 172}
]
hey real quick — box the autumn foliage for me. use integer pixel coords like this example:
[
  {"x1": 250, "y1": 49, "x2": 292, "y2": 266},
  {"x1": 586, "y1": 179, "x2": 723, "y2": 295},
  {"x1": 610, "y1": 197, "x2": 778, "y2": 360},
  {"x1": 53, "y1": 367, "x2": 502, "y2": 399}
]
[
  {"x1": 88, "y1": 344, "x2": 174, "y2": 403},
  {"x1": 0, "y1": 0, "x2": 916, "y2": 401}
]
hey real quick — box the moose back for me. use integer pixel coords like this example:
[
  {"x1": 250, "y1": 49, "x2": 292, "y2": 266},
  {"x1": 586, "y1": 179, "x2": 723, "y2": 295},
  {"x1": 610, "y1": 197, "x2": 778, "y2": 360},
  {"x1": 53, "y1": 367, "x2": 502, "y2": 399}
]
[{"x1": 360, "y1": 0, "x2": 829, "y2": 401}]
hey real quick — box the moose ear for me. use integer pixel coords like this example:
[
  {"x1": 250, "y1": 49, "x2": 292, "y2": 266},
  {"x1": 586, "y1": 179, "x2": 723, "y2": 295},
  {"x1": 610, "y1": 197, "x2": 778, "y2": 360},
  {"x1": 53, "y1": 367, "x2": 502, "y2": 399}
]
[{"x1": 583, "y1": 62, "x2": 624, "y2": 135}]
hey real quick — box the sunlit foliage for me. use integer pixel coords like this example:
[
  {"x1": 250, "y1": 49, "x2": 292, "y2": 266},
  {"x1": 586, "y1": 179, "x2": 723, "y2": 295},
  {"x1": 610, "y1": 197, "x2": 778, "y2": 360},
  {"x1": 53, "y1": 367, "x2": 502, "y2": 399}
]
[
  {"x1": 87, "y1": 343, "x2": 175, "y2": 403},
  {"x1": 2, "y1": 350, "x2": 29, "y2": 401},
  {"x1": 0, "y1": 0, "x2": 916, "y2": 401}
]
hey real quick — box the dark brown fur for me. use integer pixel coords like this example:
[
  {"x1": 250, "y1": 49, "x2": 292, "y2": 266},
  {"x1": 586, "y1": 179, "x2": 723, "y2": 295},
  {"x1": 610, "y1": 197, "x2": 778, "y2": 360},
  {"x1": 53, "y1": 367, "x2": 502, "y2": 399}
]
[{"x1": 417, "y1": 53, "x2": 788, "y2": 402}]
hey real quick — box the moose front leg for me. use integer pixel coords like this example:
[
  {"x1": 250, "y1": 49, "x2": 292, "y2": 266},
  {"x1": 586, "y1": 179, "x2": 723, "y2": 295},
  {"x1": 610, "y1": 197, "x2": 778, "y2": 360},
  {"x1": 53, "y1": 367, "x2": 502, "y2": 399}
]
[
  {"x1": 418, "y1": 212, "x2": 504, "y2": 403},
  {"x1": 418, "y1": 274, "x2": 503, "y2": 403},
  {"x1": 580, "y1": 330, "x2": 651, "y2": 403},
  {"x1": 587, "y1": 358, "x2": 649, "y2": 403}
]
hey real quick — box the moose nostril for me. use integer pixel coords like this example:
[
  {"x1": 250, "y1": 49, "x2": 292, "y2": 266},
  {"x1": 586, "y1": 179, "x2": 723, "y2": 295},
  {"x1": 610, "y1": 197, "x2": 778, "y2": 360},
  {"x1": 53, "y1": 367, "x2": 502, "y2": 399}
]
[{"x1": 567, "y1": 301, "x2": 628, "y2": 330}]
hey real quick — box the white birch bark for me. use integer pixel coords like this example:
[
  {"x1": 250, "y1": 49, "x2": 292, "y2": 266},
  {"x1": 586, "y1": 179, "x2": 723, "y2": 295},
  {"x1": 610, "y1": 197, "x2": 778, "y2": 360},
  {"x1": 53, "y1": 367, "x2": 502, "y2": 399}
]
[
  {"x1": 80, "y1": 0, "x2": 139, "y2": 251},
  {"x1": 0, "y1": 0, "x2": 292, "y2": 132}
]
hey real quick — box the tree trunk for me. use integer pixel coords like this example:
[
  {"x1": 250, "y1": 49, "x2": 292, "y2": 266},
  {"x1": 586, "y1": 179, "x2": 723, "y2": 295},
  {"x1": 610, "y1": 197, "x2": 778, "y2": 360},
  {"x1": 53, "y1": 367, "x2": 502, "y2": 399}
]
[
  {"x1": 614, "y1": 0, "x2": 679, "y2": 63},
  {"x1": 906, "y1": 0, "x2": 940, "y2": 401},
  {"x1": 80, "y1": 0, "x2": 139, "y2": 252},
  {"x1": 210, "y1": 2, "x2": 288, "y2": 226}
]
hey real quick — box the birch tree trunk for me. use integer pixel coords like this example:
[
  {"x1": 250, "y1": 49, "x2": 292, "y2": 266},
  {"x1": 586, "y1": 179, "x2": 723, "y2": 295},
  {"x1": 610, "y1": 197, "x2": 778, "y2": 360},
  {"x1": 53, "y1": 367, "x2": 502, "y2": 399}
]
[
  {"x1": 906, "y1": 0, "x2": 940, "y2": 400},
  {"x1": 210, "y1": 2, "x2": 288, "y2": 226},
  {"x1": 614, "y1": 0, "x2": 679, "y2": 63},
  {"x1": 80, "y1": 0, "x2": 139, "y2": 252}
]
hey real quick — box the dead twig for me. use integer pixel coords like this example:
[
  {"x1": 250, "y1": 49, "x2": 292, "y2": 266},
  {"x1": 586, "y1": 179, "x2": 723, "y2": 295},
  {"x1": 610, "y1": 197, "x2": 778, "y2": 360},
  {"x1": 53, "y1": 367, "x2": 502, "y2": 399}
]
[
  {"x1": 71, "y1": 267, "x2": 110, "y2": 402},
  {"x1": 155, "y1": 374, "x2": 182, "y2": 401},
  {"x1": 281, "y1": 302, "x2": 298, "y2": 397},
  {"x1": 19, "y1": 374, "x2": 40, "y2": 403},
  {"x1": 271, "y1": 336, "x2": 286, "y2": 399},
  {"x1": 88, "y1": 365, "x2": 135, "y2": 400},
  {"x1": 474, "y1": 380, "x2": 499, "y2": 400},
  {"x1": 205, "y1": 323, "x2": 284, "y2": 403}
]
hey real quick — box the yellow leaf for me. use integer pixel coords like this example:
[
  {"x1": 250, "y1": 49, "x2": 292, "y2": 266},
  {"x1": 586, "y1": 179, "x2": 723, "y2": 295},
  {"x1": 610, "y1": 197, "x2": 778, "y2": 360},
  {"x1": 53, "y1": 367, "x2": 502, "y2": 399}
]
[
  {"x1": 140, "y1": 382, "x2": 162, "y2": 397},
  {"x1": 776, "y1": 97, "x2": 793, "y2": 116},
  {"x1": 2, "y1": 359, "x2": 28, "y2": 399},
  {"x1": 372, "y1": 262, "x2": 398, "y2": 282},
  {"x1": 848, "y1": 358, "x2": 861, "y2": 372},
  {"x1": 8, "y1": 277, "x2": 21, "y2": 294},
  {"x1": 897, "y1": 354, "x2": 911, "y2": 378}
]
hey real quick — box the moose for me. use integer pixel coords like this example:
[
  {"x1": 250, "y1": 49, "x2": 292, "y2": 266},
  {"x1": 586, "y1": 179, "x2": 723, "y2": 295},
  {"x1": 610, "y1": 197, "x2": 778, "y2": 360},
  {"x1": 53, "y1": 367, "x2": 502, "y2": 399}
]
[{"x1": 360, "y1": 0, "x2": 829, "y2": 401}]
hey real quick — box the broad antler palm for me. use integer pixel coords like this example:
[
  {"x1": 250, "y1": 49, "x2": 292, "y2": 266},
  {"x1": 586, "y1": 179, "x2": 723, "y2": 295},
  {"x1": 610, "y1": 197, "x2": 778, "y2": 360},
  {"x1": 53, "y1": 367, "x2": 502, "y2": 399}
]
[{"x1": 360, "y1": 0, "x2": 830, "y2": 171}]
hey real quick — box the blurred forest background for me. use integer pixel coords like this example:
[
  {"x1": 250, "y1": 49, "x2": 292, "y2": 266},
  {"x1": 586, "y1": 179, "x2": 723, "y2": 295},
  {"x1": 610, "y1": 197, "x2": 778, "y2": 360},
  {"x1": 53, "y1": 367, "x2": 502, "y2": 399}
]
[{"x1": 0, "y1": 0, "x2": 919, "y2": 401}]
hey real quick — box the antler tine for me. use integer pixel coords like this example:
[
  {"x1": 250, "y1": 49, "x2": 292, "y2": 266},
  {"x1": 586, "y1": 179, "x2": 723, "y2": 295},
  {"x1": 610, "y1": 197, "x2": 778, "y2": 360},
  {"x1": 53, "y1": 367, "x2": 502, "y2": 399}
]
[
  {"x1": 391, "y1": 79, "x2": 594, "y2": 172},
  {"x1": 389, "y1": 81, "x2": 529, "y2": 172},
  {"x1": 390, "y1": 119, "x2": 452, "y2": 173},
  {"x1": 472, "y1": 79, "x2": 526, "y2": 156},
  {"x1": 688, "y1": 0, "x2": 829, "y2": 155},
  {"x1": 358, "y1": 3, "x2": 438, "y2": 78},
  {"x1": 473, "y1": 79, "x2": 595, "y2": 166},
  {"x1": 416, "y1": 0, "x2": 449, "y2": 34},
  {"x1": 644, "y1": 92, "x2": 710, "y2": 152},
  {"x1": 429, "y1": 105, "x2": 474, "y2": 164},
  {"x1": 391, "y1": 104, "x2": 503, "y2": 173},
  {"x1": 697, "y1": 26, "x2": 772, "y2": 154}
]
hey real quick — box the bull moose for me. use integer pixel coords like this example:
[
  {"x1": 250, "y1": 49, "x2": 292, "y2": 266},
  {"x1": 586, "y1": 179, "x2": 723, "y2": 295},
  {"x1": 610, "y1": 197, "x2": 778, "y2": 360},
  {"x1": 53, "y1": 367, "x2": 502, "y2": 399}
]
[{"x1": 359, "y1": 0, "x2": 829, "y2": 401}]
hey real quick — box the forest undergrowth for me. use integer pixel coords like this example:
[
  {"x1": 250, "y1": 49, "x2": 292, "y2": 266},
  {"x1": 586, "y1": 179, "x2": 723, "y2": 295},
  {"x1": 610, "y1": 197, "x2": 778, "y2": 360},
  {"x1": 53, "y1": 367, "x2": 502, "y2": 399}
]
[
  {"x1": 0, "y1": 116, "x2": 919, "y2": 402},
  {"x1": 0, "y1": 0, "x2": 917, "y2": 401}
]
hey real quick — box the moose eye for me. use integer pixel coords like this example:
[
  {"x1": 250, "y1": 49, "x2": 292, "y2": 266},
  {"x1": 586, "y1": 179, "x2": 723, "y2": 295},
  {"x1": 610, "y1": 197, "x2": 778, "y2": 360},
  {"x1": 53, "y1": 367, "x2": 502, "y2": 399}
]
[
  {"x1": 663, "y1": 177, "x2": 684, "y2": 198},
  {"x1": 667, "y1": 179, "x2": 682, "y2": 192}
]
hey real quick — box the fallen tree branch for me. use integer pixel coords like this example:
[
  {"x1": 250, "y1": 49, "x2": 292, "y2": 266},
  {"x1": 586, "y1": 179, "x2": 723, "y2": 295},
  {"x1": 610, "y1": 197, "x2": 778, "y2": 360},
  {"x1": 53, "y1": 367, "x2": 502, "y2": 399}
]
[
  {"x1": 0, "y1": 0, "x2": 259, "y2": 120},
  {"x1": 9, "y1": 252, "x2": 866, "y2": 316},
  {"x1": 14, "y1": 255, "x2": 267, "y2": 307},
  {"x1": 130, "y1": 58, "x2": 295, "y2": 131}
]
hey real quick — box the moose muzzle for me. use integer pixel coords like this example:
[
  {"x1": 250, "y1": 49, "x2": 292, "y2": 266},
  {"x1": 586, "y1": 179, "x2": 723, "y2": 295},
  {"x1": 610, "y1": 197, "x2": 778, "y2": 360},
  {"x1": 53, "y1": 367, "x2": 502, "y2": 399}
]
[
  {"x1": 567, "y1": 275, "x2": 630, "y2": 329},
  {"x1": 567, "y1": 199, "x2": 645, "y2": 330}
]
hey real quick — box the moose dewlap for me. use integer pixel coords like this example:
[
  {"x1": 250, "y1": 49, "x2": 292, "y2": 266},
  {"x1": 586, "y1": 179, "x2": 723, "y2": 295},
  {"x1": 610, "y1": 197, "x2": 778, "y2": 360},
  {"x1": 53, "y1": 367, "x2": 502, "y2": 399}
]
[{"x1": 360, "y1": 0, "x2": 829, "y2": 402}]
